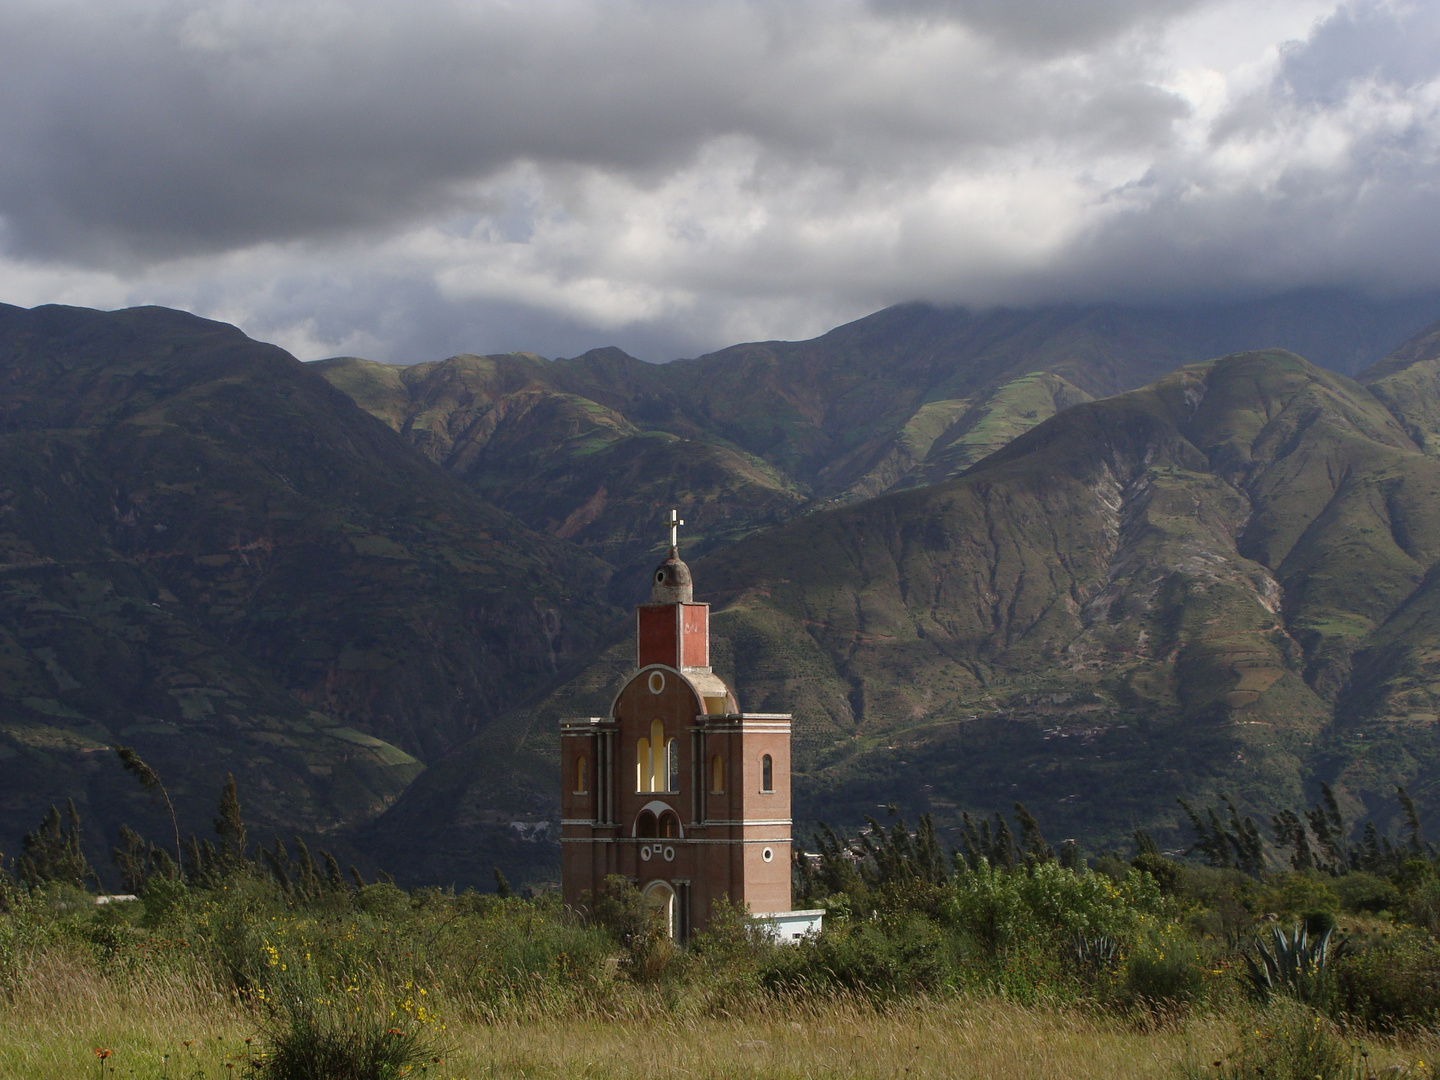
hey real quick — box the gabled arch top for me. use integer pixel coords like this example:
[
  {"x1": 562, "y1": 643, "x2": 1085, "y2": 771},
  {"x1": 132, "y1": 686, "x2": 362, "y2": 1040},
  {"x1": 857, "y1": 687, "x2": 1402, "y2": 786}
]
[{"x1": 610, "y1": 663, "x2": 737, "y2": 719}]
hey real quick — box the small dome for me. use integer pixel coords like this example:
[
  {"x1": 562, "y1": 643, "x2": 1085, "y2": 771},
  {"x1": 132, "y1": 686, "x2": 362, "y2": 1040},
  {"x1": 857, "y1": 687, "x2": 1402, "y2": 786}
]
[{"x1": 651, "y1": 551, "x2": 694, "y2": 603}]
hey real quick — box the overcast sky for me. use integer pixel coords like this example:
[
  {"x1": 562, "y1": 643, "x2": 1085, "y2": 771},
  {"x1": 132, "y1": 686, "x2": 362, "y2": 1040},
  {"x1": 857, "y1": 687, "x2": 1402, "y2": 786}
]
[{"x1": 0, "y1": 0, "x2": 1437, "y2": 363}]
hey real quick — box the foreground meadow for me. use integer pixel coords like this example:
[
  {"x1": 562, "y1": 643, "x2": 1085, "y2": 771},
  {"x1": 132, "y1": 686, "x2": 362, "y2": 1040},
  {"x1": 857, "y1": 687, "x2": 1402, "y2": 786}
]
[
  {"x1": 0, "y1": 987, "x2": 1292, "y2": 1080},
  {"x1": 6, "y1": 786, "x2": 1440, "y2": 1078},
  {"x1": 0, "y1": 871, "x2": 1434, "y2": 1080}
]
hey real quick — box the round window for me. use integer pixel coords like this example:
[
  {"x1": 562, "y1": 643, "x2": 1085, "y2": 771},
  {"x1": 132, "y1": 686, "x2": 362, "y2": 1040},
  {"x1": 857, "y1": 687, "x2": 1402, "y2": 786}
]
[
  {"x1": 648, "y1": 671, "x2": 665, "y2": 694},
  {"x1": 762, "y1": 847, "x2": 774, "y2": 863},
  {"x1": 655, "y1": 570, "x2": 666, "y2": 583}
]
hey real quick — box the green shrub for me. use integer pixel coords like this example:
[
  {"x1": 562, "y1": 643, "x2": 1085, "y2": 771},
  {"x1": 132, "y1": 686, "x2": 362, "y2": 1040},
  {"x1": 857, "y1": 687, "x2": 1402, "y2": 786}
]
[
  {"x1": 1269, "y1": 873, "x2": 1340, "y2": 918},
  {"x1": 1332, "y1": 872, "x2": 1400, "y2": 916},
  {"x1": 941, "y1": 861, "x2": 1159, "y2": 952},
  {"x1": 0, "y1": 891, "x2": 65, "y2": 993},
  {"x1": 1186, "y1": 1001, "x2": 1364, "y2": 1080},
  {"x1": 138, "y1": 873, "x2": 190, "y2": 928},
  {"x1": 455, "y1": 894, "x2": 619, "y2": 1011},
  {"x1": 1173, "y1": 865, "x2": 1261, "y2": 941},
  {"x1": 83, "y1": 901, "x2": 144, "y2": 959},
  {"x1": 258, "y1": 993, "x2": 441, "y2": 1080},
  {"x1": 585, "y1": 874, "x2": 674, "y2": 979},
  {"x1": 690, "y1": 897, "x2": 771, "y2": 967},
  {"x1": 1119, "y1": 926, "x2": 1205, "y2": 1013},
  {"x1": 982, "y1": 937, "x2": 1066, "y2": 1003},
  {"x1": 1403, "y1": 877, "x2": 1440, "y2": 934},
  {"x1": 354, "y1": 882, "x2": 410, "y2": 920},
  {"x1": 1331, "y1": 926, "x2": 1440, "y2": 1033},
  {"x1": 759, "y1": 913, "x2": 961, "y2": 1001},
  {"x1": 1131, "y1": 852, "x2": 1181, "y2": 894}
]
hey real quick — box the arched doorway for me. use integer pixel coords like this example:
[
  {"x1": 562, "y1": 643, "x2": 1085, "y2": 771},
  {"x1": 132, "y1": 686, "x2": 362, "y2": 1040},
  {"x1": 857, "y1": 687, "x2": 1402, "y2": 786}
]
[{"x1": 641, "y1": 880, "x2": 676, "y2": 939}]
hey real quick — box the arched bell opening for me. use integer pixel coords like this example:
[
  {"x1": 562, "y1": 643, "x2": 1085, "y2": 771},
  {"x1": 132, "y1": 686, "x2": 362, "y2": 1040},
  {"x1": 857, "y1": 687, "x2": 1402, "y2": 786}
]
[{"x1": 632, "y1": 801, "x2": 684, "y2": 839}]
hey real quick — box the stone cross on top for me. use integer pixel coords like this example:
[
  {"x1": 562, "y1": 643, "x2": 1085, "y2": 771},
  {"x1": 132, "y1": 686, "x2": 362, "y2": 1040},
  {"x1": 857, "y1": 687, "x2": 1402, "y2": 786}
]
[{"x1": 663, "y1": 508, "x2": 684, "y2": 553}]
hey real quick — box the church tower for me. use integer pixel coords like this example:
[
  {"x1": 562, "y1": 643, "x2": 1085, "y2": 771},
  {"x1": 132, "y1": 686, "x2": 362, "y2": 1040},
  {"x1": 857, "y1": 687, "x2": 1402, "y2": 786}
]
[{"x1": 560, "y1": 511, "x2": 821, "y2": 940}]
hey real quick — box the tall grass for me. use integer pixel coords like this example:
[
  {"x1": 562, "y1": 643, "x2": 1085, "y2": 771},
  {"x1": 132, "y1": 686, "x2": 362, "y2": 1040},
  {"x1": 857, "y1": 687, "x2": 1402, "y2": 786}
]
[
  {"x1": 0, "y1": 948, "x2": 249, "y2": 1080},
  {"x1": 0, "y1": 961, "x2": 1228, "y2": 1080},
  {"x1": 446, "y1": 996, "x2": 1235, "y2": 1080},
  {"x1": 1, "y1": 957, "x2": 1429, "y2": 1080}
]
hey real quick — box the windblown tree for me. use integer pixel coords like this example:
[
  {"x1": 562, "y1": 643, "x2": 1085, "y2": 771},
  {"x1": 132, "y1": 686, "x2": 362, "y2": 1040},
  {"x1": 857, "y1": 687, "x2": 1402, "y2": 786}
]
[
  {"x1": 16, "y1": 800, "x2": 96, "y2": 890},
  {"x1": 1268, "y1": 785, "x2": 1435, "y2": 876},
  {"x1": 114, "y1": 746, "x2": 181, "y2": 866},
  {"x1": 213, "y1": 773, "x2": 247, "y2": 869},
  {"x1": 1179, "y1": 796, "x2": 1266, "y2": 875}
]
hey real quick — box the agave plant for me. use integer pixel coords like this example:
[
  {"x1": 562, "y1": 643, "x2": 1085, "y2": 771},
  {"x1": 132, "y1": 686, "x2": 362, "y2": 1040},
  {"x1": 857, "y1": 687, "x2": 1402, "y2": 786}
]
[
  {"x1": 1243, "y1": 922, "x2": 1348, "y2": 1003},
  {"x1": 1073, "y1": 933, "x2": 1123, "y2": 974}
]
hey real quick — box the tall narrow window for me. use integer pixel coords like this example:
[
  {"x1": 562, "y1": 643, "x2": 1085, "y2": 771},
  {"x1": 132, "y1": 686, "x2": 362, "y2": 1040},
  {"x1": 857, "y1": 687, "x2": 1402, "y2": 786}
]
[
  {"x1": 636, "y1": 737, "x2": 650, "y2": 792},
  {"x1": 649, "y1": 719, "x2": 665, "y2": 792},
  {"x1": 666, "y1": 738, "x2": 679, "y2": 793},
  {"x1": 761, "y1": 754, "x2": 774, "y2": 792},
  {"x1": 710, "y1": 754, "x2": 725, "y2": 794},
  {"x1": 575, "y1": 755, "x2": 588, "y2": 794}
]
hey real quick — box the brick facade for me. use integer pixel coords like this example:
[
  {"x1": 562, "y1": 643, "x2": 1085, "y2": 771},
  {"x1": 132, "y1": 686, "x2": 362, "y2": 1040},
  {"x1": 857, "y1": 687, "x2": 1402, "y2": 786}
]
[{"x1": 561, "y1": 547, "x2": 792, "y2": 939}]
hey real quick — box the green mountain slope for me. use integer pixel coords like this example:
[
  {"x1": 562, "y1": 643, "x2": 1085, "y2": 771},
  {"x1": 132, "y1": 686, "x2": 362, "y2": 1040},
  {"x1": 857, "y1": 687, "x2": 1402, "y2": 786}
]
[
  {"x1": 699, "y1": 349, "x2": 1440, "y2": 844},
  {"x1": 320, "y1": 292, "x2": 1440, "y2": 575},
  {"x1": 315, "y1": 352, "x2": 805, "y2": 580},
  {"x1": 1361, "y1": 319, "x2": 1440, "y2": 454},
  {"x1": 0, "y1": 304, "x2": 618, "y2": 866},
  {"x1": 6, "y1": 295, "x2": 1440, "y2": 888},
  {"x1": 700, "y1": 350, "x2": 1440, "y2": 837},
  {"x1": 372, "y1": 341, "x2": 1440, "y2": 885}
]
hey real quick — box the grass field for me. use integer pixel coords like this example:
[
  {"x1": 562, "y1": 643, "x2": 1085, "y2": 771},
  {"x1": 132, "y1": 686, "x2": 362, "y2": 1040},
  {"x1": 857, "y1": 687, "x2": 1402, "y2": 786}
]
[
  {"x1": 1, "y1": 958, "x2": 1429, "y2": 1080},
  {"x1": 7, "y1": 797, "x2": 1440, "y2": 1080}
]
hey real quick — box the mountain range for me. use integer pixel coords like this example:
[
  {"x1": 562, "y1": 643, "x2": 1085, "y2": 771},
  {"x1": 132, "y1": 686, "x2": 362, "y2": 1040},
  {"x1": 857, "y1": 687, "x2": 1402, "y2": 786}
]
[
  {"x1": 3, "y1": 290, "x2": 1440, "y2": 885},
  {"x1": 0, "y1": 303, "x2": 617, "y2": 871}
]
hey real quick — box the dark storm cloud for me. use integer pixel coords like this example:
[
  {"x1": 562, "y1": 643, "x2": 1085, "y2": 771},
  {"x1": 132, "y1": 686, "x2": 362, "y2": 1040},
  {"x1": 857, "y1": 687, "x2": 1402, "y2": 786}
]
[
  {"x1": 869, "y1": 0, "x2": 1208, "y2": 52},
  {"x1": 0, "y1": 0, "x2": 1190, "y2": 262},
  {"x1": 0, "y1": 2, "x2": 746, "y2": 258},
  {"x1": 0, "y1": 0, "x2": 1436, "y2": 363}
]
